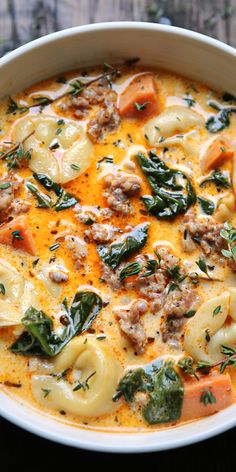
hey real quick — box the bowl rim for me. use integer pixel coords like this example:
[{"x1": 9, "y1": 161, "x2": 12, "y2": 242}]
[
  {"x1": 0, "y1": 21, "x2": 236, "y2": 68},
  {"x1": 0, "y1": 21, "x2": 236, "y2": 453},
  {"x1": 1, "y1": 389, "x2": 236, "y2": 453}
]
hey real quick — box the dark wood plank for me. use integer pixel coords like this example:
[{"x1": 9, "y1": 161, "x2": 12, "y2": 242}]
[{"x1": 0, "y1": 0, "x2": 236, "y2": 58}]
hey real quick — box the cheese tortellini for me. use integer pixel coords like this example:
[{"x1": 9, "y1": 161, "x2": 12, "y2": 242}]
[
  {"x1": 14, "y1": 115, "x2": 93, "y2": 183},
  {"x1": 38, "y1": 259, "x2": 68, "y2": 298},
  {"x1": 184, "y1": 289, "x2": 236, "y2": 362},
  {"x1": 215, "y1": 193, "x2": 235, "y2": 222},
  {"x1": 31, "y1": 335, "x2": 121, "y2": 417},
  {"x1": 0, "y1": 260, "x2": 38, "y2": 326},
  {"x1": 144, "y1": 105, "x2": 204, "y2": 145}
]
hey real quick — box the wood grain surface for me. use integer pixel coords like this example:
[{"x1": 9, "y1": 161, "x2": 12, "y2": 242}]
[
  {"x1": 0, "y1": 0, "x2": 236, "y2": 58},
  {"x1": 0, "y1": 0, "x2": 236, "y2": 468}
]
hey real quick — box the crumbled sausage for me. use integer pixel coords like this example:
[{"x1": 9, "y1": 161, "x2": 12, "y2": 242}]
[
  {"x1": 163, "y1": 282, "x2": 199, "y2": 318},
  {"x1": 88, "y1": 97, "x2": 120, "y2": 142},
  {"x1": 65, "y1": 235, "x2": 87, "y2": 269},
  {"x1": 74, "y1": 204, "x2": 113, "y2": 224},
  {"x1": 0, "y1": 185, "x2": 14, "y2": 214},
  {"x1": 10, "y1": 199, "x2": 31, "y2": 215},
  {"x1": 69, "y1": 80, "x2": 120, "y2": 139},
  {"x1": 125, "y1": 248, "x2": 181, "y2": 313},
  {"x1": 88, "y1": 223, "x2": 115, "y2": 243},
  {"x1": 161, "y1": 281, "x2": 201, "y2": 343},
  {"x1": 103, "y1": 172, "x2": 141, "y2": 215},
  {"x1": 114, "y1": 299, "x2": 148, "y2": 354},
  {"x1": 181, "y1": 210, "x2": 225, "y2": 256},
  {"x1": 0, "y1": 179, "x2": 28, "y2": 222}
]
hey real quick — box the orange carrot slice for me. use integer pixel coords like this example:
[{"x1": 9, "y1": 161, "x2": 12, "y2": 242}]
[
  {"x1": 200, "y1": 137, "x2": 234, "y2": 172},
  {"x1": 0, "y1": 215, "x2": 36, "y2": 256},
  {"x1": 181, "y1": 372, "x2": 234, "y2": 420},
  {"x1": 118, "y1": 73, "x2": 160, "y2": 118}
]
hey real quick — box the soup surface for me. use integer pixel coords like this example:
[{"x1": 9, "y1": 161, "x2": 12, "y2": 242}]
[{"x1": 0, "y1": 61, "x2": 236, "y2": 432}]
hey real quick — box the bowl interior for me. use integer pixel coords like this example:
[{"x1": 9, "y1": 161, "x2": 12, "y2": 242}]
[{"x1": 0, "y1": 22, "x2": 236, "y2": 452}]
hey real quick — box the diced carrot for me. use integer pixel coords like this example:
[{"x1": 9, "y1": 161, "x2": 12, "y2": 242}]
[
  {"x1": 118, "y1": 73, "x2": 160, "y2": 118},
  {"x1": 200, "y1": 136, "x2": 234, "y2": 172},
  {"x1": 0, "y1": 215, "x2": 36, "y2": 256},
  {"x1": 181, "y1": 372, "x2": 234, "y2": 420}
]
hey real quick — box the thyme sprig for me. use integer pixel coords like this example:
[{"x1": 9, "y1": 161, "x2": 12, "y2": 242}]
[
  {"x1": 220, "y1": 222, "x2": 236, "y2": 263},
  {"x1": 7, "y1": 66, "x2": 119, "y2": 114},
  {"x1": 178, "y1": 345, "x2": 236, "y2": 380},
  {"x1": 0, "y1": 131, "x2": 35, "y2": 170}
]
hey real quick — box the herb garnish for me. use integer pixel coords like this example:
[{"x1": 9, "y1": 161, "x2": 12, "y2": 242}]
[
  {"x1": 0, "y1": 182, "x2": 11, "y2": 190},
  {"x1": 195, "y1": 258, "x2": 210, "y2": 278},
  {"x1": 70, "y1": 163, "x2": 80, "y2": 171},
  {"x1": 197, "y1": 196, "x2": 215, "y2": 215},
  {"x1": 119, "y1": 262, "x2": 142, "y2": 281},
  {"x1": 213, "y1": 305, "x2": 221, "y2": 317},
  {"x1": 184, "y1": 310, "x2": 196, "y2": 319},
  {"x1": 0, "y1": 283, "x2": 5, "y2": 295},
  {"x1": 206, "y1": 100, "x2": 236, "y2": 133},
  {"x1": 41, "y1": 388, "x2": 51, "y2": 398},
  {"x1": 12, "y1": 230, "x2": 24, "y2": 244},
  {"x1": 177, "y1": 357, "x2": 199, "y2": 380},
  {"x1": 183, "y1": 96, "x2": 196, "y2": 108},
  {"x1": 200, "y1": 169, "x2": 230, "y2": 189},
  {"x1": 134, "y1": 102, "x2": 149, "y2": 111},
  {"x1": 220, "y1": 222, "x2": 236, "y2": 263},
  {"x1": 73, "y1": 371, "x2": 96, "y2": 391},
  {"x1": 26, "y1": 182, "x2": 52, "y2": 208},
  {"x1": 200, "y1": 389, "x2": 216, "y2": 406},
  {"x1": 96, "y1": 156, "x2": 113, "y2": 169},
  {"x1": 142, "y1": 259, "x2": 157, "y2": 277},
  {"x1": 49, "y1": 243, "x2": 60, "y2": 251},
  {"x1": 6, "y1": 96, "x2": 28, "y2": 114}
]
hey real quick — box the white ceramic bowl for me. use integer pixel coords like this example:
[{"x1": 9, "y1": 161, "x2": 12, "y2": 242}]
[{"x1": 0, "y1": 22, "x2": 236, "y2": 453}]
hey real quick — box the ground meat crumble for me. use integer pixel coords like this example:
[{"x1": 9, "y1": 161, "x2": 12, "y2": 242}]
[
  {"x1": 102, "y1": 246, "x2": 200, "y2": 348},
  {"x1": 103, "y1": 172, "x2": 142, "y2": 215},
  {"x1": 113, "y1": 299, "x2": 148, "y2": 354},
  {"x1": 68, "y1": 78, "x2": 121, "y2": 141}
]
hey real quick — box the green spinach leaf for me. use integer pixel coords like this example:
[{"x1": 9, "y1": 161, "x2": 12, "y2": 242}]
[
  {"x1": 97, "y1": 224, "x2": 149, "y2": 269},
  {"x1": 143, "y1": 362, "x2": 184, "y2": 424},
  {"x1": 114, "y1": 361, "x2": 184, "y2": 425},
  {"x1": 206, "y1": 101, "x2": 236, "y2": 133},
  {"x1": 26, "y1": 182, "x2": 52, "y2": 208},
  {"x1": 137, "y1": 151, "x2": 196, "y2": 219},
  {"x1": 200, "y1": 170, "x2": 230, "y2": 189},
  {"x1": 32, "y1": 173, "x2": 78, "y2": 211},
  {"x1": 197, "y1": 196, "x2": 215, "y2": 215},
  {"x1": 11, "y1": 291, "x2": 102, "y2": 357}
]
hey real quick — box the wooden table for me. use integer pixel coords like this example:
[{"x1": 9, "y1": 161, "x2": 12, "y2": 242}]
[
  {"x1": 0, "y1": 0, "x2": 236, "y2": 55},
  {"x1": 0, "y1": 0, "x2": 236, "y2": 469}
]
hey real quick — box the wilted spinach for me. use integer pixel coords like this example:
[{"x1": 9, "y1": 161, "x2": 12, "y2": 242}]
[
  {"x1": 26, "y1": 182, "x2": 52, "y2": 208},
  {"x1": 136, "y1": 151, "x2": 196, "y2": 219},
  {"x1": 200, "y1": 169, "x2": 230, "y2": 189},
  {"x1": 197, "y1": 196, "x2": 215, "y2": 215},
  {"x1": 114, "y1": 361, "x2": 184, "y2": 425},
  {"x1": 31, "y1": 173, "x2": 78, "y2": 211},
  {"x1": 97, "y1": 224, "x2": 149, "y2": 269},
  {"x1": 11, "y1": 291, "x2": 102, "y2": 357},
  {"x1": 206, "y1": 100, "x2": 236, "y2": 133}
]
